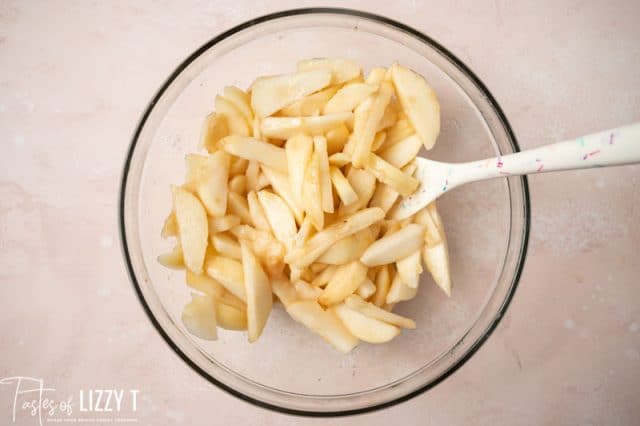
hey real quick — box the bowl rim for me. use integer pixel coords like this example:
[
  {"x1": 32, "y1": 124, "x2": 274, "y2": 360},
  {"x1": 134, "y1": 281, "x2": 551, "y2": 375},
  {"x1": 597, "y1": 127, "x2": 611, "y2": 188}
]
[{"x1": 119, "y1": 7, "x2": 531, "y2": 417}]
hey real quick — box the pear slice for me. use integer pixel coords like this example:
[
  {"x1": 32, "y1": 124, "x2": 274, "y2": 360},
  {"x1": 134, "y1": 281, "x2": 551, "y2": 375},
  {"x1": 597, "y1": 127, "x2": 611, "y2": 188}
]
[
  {"x1": 173, "y1": 187, "x2": 208, "y2": 274},
  {"x1": 205, "y1": 255, "x2": 246, "y2": 302},
  {"x1": 251, "y1": 69, "x2": 332, "y2": 118},
  {"x1": 215, "y1": 301, "x2": 247, "y2": 331},
  {"x1": 345, "y1": 295, "x2": 415, "y2": 329},
  {"x1": 323, "y1": 83, "x2": 378, "y2": 114},
  {"x1": 390, "y1": 63, "x2": 440, "y2": 150},
  {"x1": 240, "y1": 241, "x2": 273, "y2": 342},
  {"x1": 360, "y1": 223, "x2": 424, "y2": 266},
  {"x1": 319, "y1": 261, "x2": 368, "y2": 306},
  {"x1": 286, "y1": 300, "x2": 359, "y2": 353},
  {"x1": 385, "y1": 272, "x2": 418, "y2": 304},
  {"x1": 182, "y1": 293, "x2": 218, "y2": 340},
  {"x1": 332, "y1": 303, "x2": 400, "y2": 344},
  {"x1": 297, "y1": 58, "x2": 361, "y2": 85},
  {"x1": 396, "y1": 250, "x2": 422, "y2": 288},
  {"x1": 223, "y1": 86, "x2": 253, "y2": 124},
  {"x1": 257, "y1": 190, "x2": 297, "y2": 251},
  {"x1": 260, "y1": 112, "x2": 352, "y2": 140},
  {"x1": 285, "y1": 133, "x2": 313, "y2": 207},
  {"x1": 215, "y1": 95, "x2": 250, "y2": 136}
]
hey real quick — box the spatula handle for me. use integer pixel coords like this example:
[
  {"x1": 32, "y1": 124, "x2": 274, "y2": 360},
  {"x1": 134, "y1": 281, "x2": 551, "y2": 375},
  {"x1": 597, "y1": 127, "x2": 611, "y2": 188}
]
[{"x1": 460, "y1": 123, "x2": 640, "y2": 183}]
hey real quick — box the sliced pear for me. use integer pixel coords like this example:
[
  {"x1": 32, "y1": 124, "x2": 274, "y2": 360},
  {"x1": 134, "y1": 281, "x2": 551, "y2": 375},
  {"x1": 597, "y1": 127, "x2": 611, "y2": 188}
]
[
  {"x1": 286, "y1": 300, "x2": 359, "y2": 353},
  {"x1": 313, "y1": 136, "x2": 334, "y2": 213},
  {"x1": 246, "y1": 190, "x2": 271, "y2": 231},
  {"x1": 379, "y1": 134, "x2": 422, "y2": 168},
  {"x1": 323, "y1": 83, "x2": 378, "y2": 114},
  {"x1": 345, "y1": 295, "x2": 415, "y2": 329},
  {"x1": 319, "y1": 261, "x2": 368, "y2": 306},
  {"x1": 229, "y1": 175, "x2": 247, "y2": 195},
  {"x1": 371, "y1": 131, "x2": 387, "y2": 151},
  {"x1": 332, "y1": 304, "x2": 400, "y2": 344},
  {"x1": 182, "y1": 293, "x2": 218, "y2": 340},
  {"x1": 260, "y1": 166, "x2": 304, "y2": 224},
  {"x1": 383, "y1": 118, "x2": 415, "y2": 149},
  {"x1": 413, "y1": 205, "x2": 442, "y2": 247},
  {"x1": 173, "y1": 187, "x2": 208, "y2": 273},
  {"x1": 260, "y1": 112, "x2": 352, "y2": 140},
  {"x1": 279, "y1": 86, "x2": 338, "y2": 116},
  {"x1": 272, "y1": 277, "x2": 298, "y2": 307},
  {"x1": 325, "y1": 123, "x2": 350, "y2": 154},
  {"x1": 316, "y1": 228, "x2": 372, "y2": 265},
  {"x1": 390, "y1": 63, "x2": 440, "y2": 149},
  {"x1": 365, "y1": 153, "x2": 419, "y2": 196},
  {"x1": 302, "y1": 152, "x2": 324, "y2": 231},
  {"x1": 372, "y1": 264, "x2": 391, "y2": 307},
  {"x1": 329, "y1": 166, "x2": 358, "y2": 206},
  {"x1": 199, "y1": 112, "x2": 229, "y2": 153},
  {"x1": 396, "y1": 250, "x2": 422, "y2": 288},
  {"x1": 376, "y1": 102, "x2": 398, "y2": 131},
  {"x1": 215, "y1": 95, "x2": 250, "y2": 136},
  {"x1": 161, "y1": 211, "x2": 178, "y2": 238},
  {"x1": 423, "y1": 237, "x2": 451, "y2": 297},
  {"x1": 285, "y1": 133, "x2": 313, "y2": 207},
  {"x1": 223, "y1": 86, "x2": 253, "y2": 124},
  {"x1": 211, "y1": 233, "x2": 241, "y2": 260},
  {"x1": 360, "y1": 223, "x2": 424, "y2": 266},
  {"x1": 337, "y1": 168, "x2": 377, "y2": 216},
  {"x1": 386, "y1": 272, "x2": 418, "y2": 304},
  {"x1": 365, "y1": 67, "x2": 387, "y2": 85},
  {"x1": 240, "y1": 241, "x2": 273, "y2": 342},
  {"x1": 215, "y1": 301, "x2": 248, "y2": 330},
  {"x1": 157, "y1": 244, "x2": 184, "y2": 270},
  {"x1": 195, "y1": 151, "x2": 230, "y2": 217},
  {"x1": 352, "y1": 81, "x2": 394, "y2": 168},
  {"x1": 297, "y1": 58, "x2": 361, "y2": 85},
  {"x1": 186, "y1": 269, "x2": 225, "y2": 297},
  {"x1": 230, "y1": 224, "x2": 285, "y2": 267},
  {"x1": 205, "y1": 255, "x2": 246, "y2": 302},
  {"x1": 294, "y1": 280, "x2": 323, "y2": 300},
  {"x1": 245, "y1": 160, "x2": 260, "y2": 192},
  {"x1": 311, "y1": 264, "x2": 337, "y2": 288},
  {"x1": 285, "y1": 207, "x2": 384, "y2": 268},
  {"x1": 251, "y1": 69, "x2": 332, "y2": 118},
  {"x1": 208, "y1": 215, "x2": 240, "y2": 234},
  {"x1": 257, "y1": 190, "x2": 297, "y2": 251},
  {"x1": 227, "y1": 191, "x2": 252, "y2": 225},
  {"x1": 328, "y1": 152, "x2": 351, "y2": 168},
  {"x1": 222, "y1": 136, "x2": 288, "y2": 173},
  {"x1": 356, "y1": 278, "x2": 376, "y2": 300}
]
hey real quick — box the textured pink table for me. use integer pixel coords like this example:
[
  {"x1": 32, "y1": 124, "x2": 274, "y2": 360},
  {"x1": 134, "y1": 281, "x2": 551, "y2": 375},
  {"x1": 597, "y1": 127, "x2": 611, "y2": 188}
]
[{"x1": 1, "y1": 1, "x2": 639, "y2": 425}]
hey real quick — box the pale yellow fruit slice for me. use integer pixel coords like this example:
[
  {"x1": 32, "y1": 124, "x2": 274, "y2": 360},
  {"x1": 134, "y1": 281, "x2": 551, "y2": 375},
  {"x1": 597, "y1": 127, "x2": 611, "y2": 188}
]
[
  {"x1": 297, "y1": 58, "x2": 361, "y2": 85},
  {"x1": 345, "y1": 295, "x2": 415, "y2": 329},
  {"x1": 390, "y1": 63, "x2": 440, "y2": 149},
  {"x1": 173, "y1": 187, "x2": 208, "y2": 273},
  {"x1": 319, "y1": 261, "x2": 368, "y2": 306},
  {"x1": 286, "y1": 300, "x2": 359, "y2": 353},
  {"x1": 360, "y1": 223, "x2": 424, "y2": 266},
  {"x1": 182, "y1": 293, "x2": 218, "y2": 340},
  {"x1": 240, "y1": 241, "x2": 273, "y2": 342},
  {"x1": 332, "y1": 304, "x2": 400, "y2": 343},
  {"x1": 323, "y1": 83, "x2": 378, "y2": 114},
  {"x1": 251, "y1": 69, "x2": 332, "y2": 118}
]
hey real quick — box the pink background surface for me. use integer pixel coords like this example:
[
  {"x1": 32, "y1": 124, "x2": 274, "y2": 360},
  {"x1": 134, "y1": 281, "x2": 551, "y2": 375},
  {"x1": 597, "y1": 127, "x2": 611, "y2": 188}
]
[{"x1": 1, "y1": 1, "x2": 639, "y2": 425}]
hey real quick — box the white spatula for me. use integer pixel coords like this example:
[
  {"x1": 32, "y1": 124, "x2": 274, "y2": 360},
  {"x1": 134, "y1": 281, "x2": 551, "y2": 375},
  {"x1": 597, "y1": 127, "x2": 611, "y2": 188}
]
[{"x1": 392, "y1": 123, "x2": 640, "y2": 220}]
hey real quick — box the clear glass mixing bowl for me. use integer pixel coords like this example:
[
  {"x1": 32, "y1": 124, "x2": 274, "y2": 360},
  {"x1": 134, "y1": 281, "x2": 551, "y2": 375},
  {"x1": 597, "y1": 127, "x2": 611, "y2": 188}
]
[{"x1": 119, "y1": 8, "x2": 530, "y2": 416}]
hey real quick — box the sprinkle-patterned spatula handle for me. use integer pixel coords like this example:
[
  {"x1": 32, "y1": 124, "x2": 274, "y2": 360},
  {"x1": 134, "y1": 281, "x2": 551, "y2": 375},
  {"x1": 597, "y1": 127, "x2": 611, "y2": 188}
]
[{"x1": 458, "y1": 123, "x2": 640, "y2": 183}]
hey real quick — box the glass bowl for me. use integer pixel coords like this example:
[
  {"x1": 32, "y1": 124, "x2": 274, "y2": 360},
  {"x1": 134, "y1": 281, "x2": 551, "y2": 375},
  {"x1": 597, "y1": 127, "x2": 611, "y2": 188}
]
[{"x1": 119, "y1": 8, "x2": 530, "y2": 416}]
